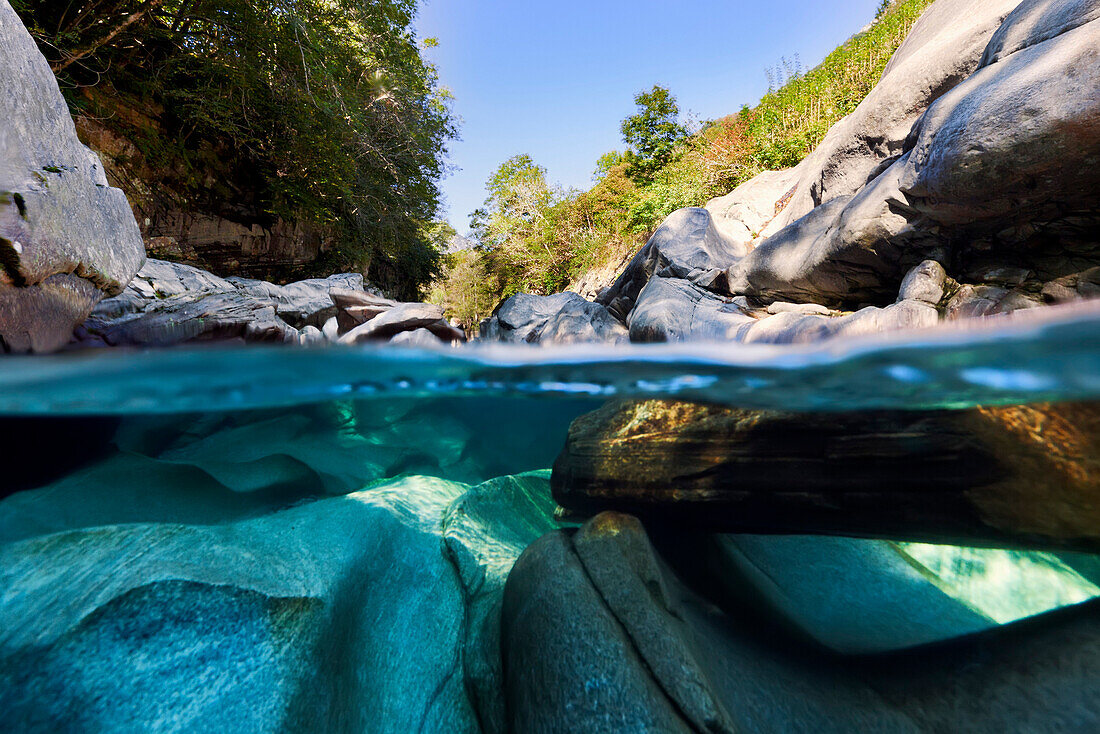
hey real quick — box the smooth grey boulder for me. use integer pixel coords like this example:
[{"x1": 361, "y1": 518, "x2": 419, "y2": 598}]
[
  {"x1": 897, "y1": 259, "x2": 948, "y2": 304},
  {"x1": 764, "y1": 0, "x2": 1021, "y2": 234},
  {"x1": 0, "y1": 1, "x2": 145, "y2": 352},
  {"x1": 627, "y1": 276, "x2": 754, "y2": 343},
  {"x1": 389, "y1": 327, "x2": 441, "y2": 348},
  {"x1": 705, "y1": 167, "x2": 800, "y2": 248},
  {"x1": 979, "y1": 0, "x2": 1100, "y2": 67},
  {"x1": 726, "y1": 1, "x2": 1100, "y2": 307},
  {"x1": 77, "y1": 261, "x2": 301, "y2": 347},
  {"x1": 339, "y1": 302, "x2": 463, "y2": 344},
  {"x1": 227, "y1": 272, "x2": 365, "y2": 328},
  {"x1": 503, "y1": 512, "x2": 1100, "y2": 733},
  {"x1": 598, "y1": 208, "x2": 747, "y2": 321},
  {"x1": 330, "y1": 287, "x2": 397, "y2": 334},
  {"x1": 535, "y1": 299, "x2": 628, "y2": 346},
  {"x1": 480, "y1": 291, "x2": 625, "y2": 345}
]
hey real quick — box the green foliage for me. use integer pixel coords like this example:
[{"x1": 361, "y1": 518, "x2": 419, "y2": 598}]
[
  {"x1": 619, "y1": 85, "x2": 689, "y2": 184},
  {"x1": 431, "y1": 0, "x2": 934, "y2": 321},
  {"x1": 16, "y1": 0, "x2": 455, "y2": 298}
]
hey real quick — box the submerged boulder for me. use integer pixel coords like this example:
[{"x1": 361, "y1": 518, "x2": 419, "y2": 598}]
[
  {"x1": 503, "y1": 512, "x2": 1100, "y2": 732},
  {"x1": 0, "y1": 1, "x2": 145, "y2": 352},
  {"x1": 551, "y1": 398, "x2": 1100, "y2": 551}
]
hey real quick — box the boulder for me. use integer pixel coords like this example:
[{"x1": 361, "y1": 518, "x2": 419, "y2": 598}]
[
  {"x1": 627, "y1": 276, "x2": 754, "y2": 343},
  {"x1": 597, "y1": 208, "x2": 747, "y2": 321},
  {"x1": 627, "y1": 274, "x2": 939, "y2": 345},
  {"x1": 75, "y1": 260, "x2": 302, "y2": 347},
  {"x1": 330, "y1": 287, "x2": 398, "y2": 334},
  {"x1": 724, "y1": 0, "x2": 1100, "y2": 308},
  {"x1": 502, "y1": 512, "x2": 1100, "y2": 732},
  {"x1": 897, "y1": 259, "x2": 948, "y2": 304},
  {"x1": 227, "y1": 272, "x2": 366, "y2": 328},
  {"x1": 0, "y1": 1, "x2": 145, "y2": 352},
  {"x1": 764, "y1": 0, "x2": 1022, "y2": 234},
  {"x1": 389, "y1": 327, "x2": 442, "y2": 348},
  {"x1": 551, "y1": 399, "x2": 1100, "y2": 551},
  {"x1": 339, "y1": 302, "x2": 462, "y2": 345},
  {"x1": 480, "y1": 291, "x2": 624, "y2": 345}
]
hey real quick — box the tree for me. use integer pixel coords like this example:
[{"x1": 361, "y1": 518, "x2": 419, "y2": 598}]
[
  {"x1": 619, "y1": 85, "x2": 688, "y2": 184},
  {"x1": 15, "y1": 0, "x2": 456, "y2": 298},
  {"x1": 593, "y1": 150, "x2": 625, "y2": 180}
]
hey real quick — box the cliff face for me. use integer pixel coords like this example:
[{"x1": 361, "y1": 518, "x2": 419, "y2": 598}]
[{"x1": 73, "y1": 92, "x2": 334, "y2": 284}]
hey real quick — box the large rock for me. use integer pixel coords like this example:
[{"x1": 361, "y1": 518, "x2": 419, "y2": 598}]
[
  {"x1": 480, "y1": 291, "x2": 625, "y2": 345},
  {"x1": 597, "y1": 207, "x2": 747, "y2": 321},
  {"x1": 725, "y1": 0, "x2": 1100, "y2": 307},
  {"x1": 227, "y1": 272, "x2": 367, "y2": 328},
  {"x1": 0, "y1": 401, "x2": 572, "y2": 732},
  {"x1": 76, "y1": 260, "x2": 300, "y2": 347},
  {"x1": 0, "y1": 1, "x2": 145, "y2": 352},
  {"x1": 551, "y1": 399, "x2": 1100, "y2": 551},
  {"x1": 503, "y1": 512, "x2": 1100, "y2": 732},
  {"x1": 627, "y1": 276, "x2": 754, "y2": 343},
  {"x1": 627, "y1": 272, "x2": 939, "y2": 345},
  {"x1": 339, "y1": 302, "x2": 463, "y2": 344},
  {"x1": 762, "y1": 0, "x2": 1021, "y2": 235}
]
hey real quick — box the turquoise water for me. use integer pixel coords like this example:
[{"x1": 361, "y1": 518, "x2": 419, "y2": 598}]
[
  {"x1": 2, "y1": 300, "x2": 1100, "y2": 415},
  {"x1": 2, "y1": 304, "x2": 1100, "y2": 728}
]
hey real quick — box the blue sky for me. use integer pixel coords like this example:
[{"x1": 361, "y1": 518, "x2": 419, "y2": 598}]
[{"x1": 415, "y1": 0, "x2": 884, "y2": 232}]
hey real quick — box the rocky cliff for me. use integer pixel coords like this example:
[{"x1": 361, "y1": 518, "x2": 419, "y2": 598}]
[{"x1": 0, "y1": 1, "x2": 144, "y2": 353}]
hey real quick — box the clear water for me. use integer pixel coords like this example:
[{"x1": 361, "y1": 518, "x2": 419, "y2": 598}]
[{"x1": 2, "y1": 302, "x2": 1100, "y2": 685}]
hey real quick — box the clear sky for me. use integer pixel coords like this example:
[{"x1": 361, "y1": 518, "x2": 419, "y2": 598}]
[{"x1": 415, "y1": 0, "x2": 884, "y2": 233}]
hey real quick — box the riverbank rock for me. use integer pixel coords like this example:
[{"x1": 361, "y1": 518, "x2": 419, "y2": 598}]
[
  {"x1": 503, "y1": 512, "x2": 1100, "y2": 732},
  {"x1": 723, "y1": 0, "x2": 1100, "y2": 307},
  {"x1": 551, "y1": 398, "x2": 1100, "y2": 551},
  {"x1": 480, "y1": 291, "x2": 626, "y2": 345},
  {"x1": 73, "y1": 258, "x2": 463, "y2": 348},
  {"x1": 596, "y1": 207, "x2": 746, "y2": 321},
  {"x1": 0, "y1": 1, "x2": 145, "y2": 352}
]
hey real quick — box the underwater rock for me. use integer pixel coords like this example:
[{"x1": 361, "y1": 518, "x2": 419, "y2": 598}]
[
  {"x1": 551, "y1": 399, "x2": 1100, "y2": 551},
  {"x1": 503, "y1": 512, "x2": 1100, "y2": 733},
  {"x1": 0, "y1": 464, "x2": 568, "y2": 732},
  {"x1": 597, "y1": 207, "x2": 747, "y2": 321},
  {"x1": 0, "y1": 1, "x2": 145, "y2": 352}
]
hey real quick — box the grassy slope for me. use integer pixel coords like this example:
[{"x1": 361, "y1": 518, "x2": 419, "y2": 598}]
[{"x1": 434, "y1": 0, "x2": 935, "y2": 327}]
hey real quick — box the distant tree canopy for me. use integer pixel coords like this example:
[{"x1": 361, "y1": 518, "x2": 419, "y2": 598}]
[
  {"x1": 619, "y1": 85, "x2": 688, "y2": 184},
  {"x1": 14, "y1": 0, "x2": 456, "y2": 298}
]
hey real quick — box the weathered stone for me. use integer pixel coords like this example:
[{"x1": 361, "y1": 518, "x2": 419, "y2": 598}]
[
  {"x1": 298, "y1": 324, "x2": 324, "y2": 346},
  {"x1": 535, "y1": 299, "x2": 628, "y2": 346},
  {"x1": 552, "y1": 399, "x2": 1100, "y2": 551},
  {"x1": 705, "y1": 167, "x2": 801, "y2": 247},
  {"x1": 897, "y1": 260, "x2": 947, "y2": 304},
  {"x1": 480, "y1": 291, "x2": 622, "y2": 345},
  {"x1": 627, "y1": 276, "x2": 754, "y2": 343},
  {"x1": 946, "y1": 284, "x2": 1009, "y2": 320},
  {"x1": 321, "y1": 316, "x2": 340, "y2": 341},
  {"x1": 338, "y1": 302, "x2": 447, "y2": 344},
  {"x1": 505, "y1": 513, "x2": 1100, "y2": 732},
  {"x1": 766, "y1": 301, "x2": 831, "y2": 315},
  {"x1": 598, "y1": 208, "x2": 747, "y2": 321},
  {"x1": 765, "y1": 0, "x2": 1022, "y2": 234},
  {"x1": 228, "y1": 272, "x2": 365, "y2": 328},
  {"x1": 389, "y1": 327, "x2": 442, "y2": 348},
  {"x1": 0, "y1": 1, "x2": 145, "y2": 351},
  {"x1": 722, "y1": 0, "x2": 1100, "y2": 308}
]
